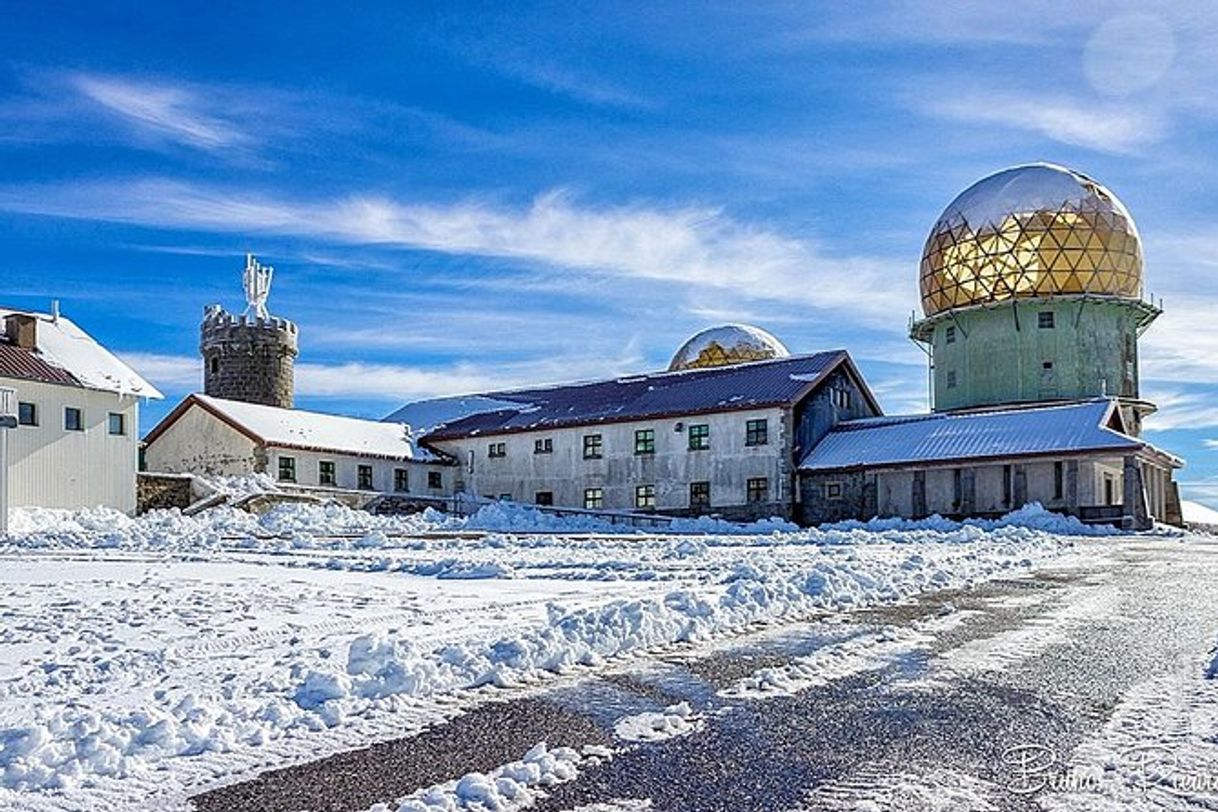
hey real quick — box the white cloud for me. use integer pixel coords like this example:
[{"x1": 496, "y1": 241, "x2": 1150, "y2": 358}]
[
  {"x1": 919, "y1": 91, "x2": 1163, "y2": 154},
  {"x1": 70, "y1": 74, "x2": 254, "y2": 152},
  {"x1": 0, "y1": 179, "x2": 909, "y2": 325},
  {"x1": 1204, "y1": 440, "x2": 1218, "y2": 450}
]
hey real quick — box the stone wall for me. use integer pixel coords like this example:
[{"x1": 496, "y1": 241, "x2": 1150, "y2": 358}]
[
  {"x1": 200, "y1": 306, "x2": 299, "y2": 408},
  {"x1": 137, "y1": 473, "x2": 194, "y2": 514}
]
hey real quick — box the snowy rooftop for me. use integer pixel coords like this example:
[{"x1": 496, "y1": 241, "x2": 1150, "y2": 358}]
[
  {"x1": 390, "y1": 351, "x2": 873, "y2": 440},
  {"x1": 0, "y1": 307, "x2": 162, "y2": 398},
  {"x1": 154, "y1": 394, "x2": 439, "y2": 462},
  {"x1": 799, "y1": 399, "x2": 1167, "y2": 472}
]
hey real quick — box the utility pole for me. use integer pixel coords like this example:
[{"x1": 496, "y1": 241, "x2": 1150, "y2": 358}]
[{"x1": 0, "y1": 388, "x2": 15, "y2": 536}]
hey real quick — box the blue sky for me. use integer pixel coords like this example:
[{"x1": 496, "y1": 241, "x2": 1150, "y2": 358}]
[{"x1": 2, "y1": 2, "x2": 1217, "y2": 506}]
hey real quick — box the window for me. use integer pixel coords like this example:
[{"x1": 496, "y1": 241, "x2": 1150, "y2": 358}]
[
  {"x1": 17, "y1": 402, "x2": 36, "y2": 426},
  {"x1": 1003, "y1": 464, "x2": 1012, "y2": 506},
  {"x1": 690, "y1": 481, "x2": 711, "y2": 511},
  {"x1": 945, "y1": 325, "x2": 956, "y2": 344},
  {"x1": 64, "y1": 407, "x2": 83, "y2": 432},
  {"x1": 688, "y1": 424, "x2": 709, "y2": 451},
  {"x1": 747, "y1": 477, "x2": 769, "y2": 503},
  {"x1": 1042, "y1": 361, "x2": 1054, "y2": 370},
  {"x1": 946, "y1": 370, "x2": 957, "y2": 389},
  {"x1": 210, "y1": 357, "x2": 220, "y2": 375},
  {"x1": 108, "y1": 413, "x2": 126, "y2": 436},
  {"x1": 394, "y1": 468, "x2": 409, "y2": 493},
  {"x1": 319, "y1": 461, "x2": 337, "y2": 486},
  {"x1": 583, "y1": 434, "x2": 603, "y2": 459},
  {"x1": 278, "y1": 456, "x2": 296, "y2": 482},
  {"x1": 499, "y1": 493, "x2": 512, "y2": 501},
  {"x1": 1054, "y1": 461, "x2": 1064, "y2": 500},
  {"x1": 635, "y1": 484, "x2": 656, "y2": 509},
  {"x1": 584, "y1": 488, "x2": 604, "y2": 509},
  {"x1": 488, "y1": 442, "x2": 506, "y2": 458},
  {"x1": 831, "y1": 388, "x2": 852, "y2": 410},
  {"x1": 824, "y1": 482, "x2": 843, "y2": 500},
  {"x1": 355, "y1": 465, "x2": 373, "y2": 490},
  {"x1": 535, "y1": 491, "x2": 554, "y2": 506},
  {"x1": 427, "y1": 471, "x2": 442, "y2": 489},
  {"x1": 534, "y1": 437, "x2": 553, "y2": 454},
  {"x1": 1038, "y1": 311, "x2": 1055, "y2": 329},
  {"x1": 745, "y1": 419, "x2": 768, "y2": 446},
  {"x1": 634, "y1": 429, "x2": 655, "y2": 455}
]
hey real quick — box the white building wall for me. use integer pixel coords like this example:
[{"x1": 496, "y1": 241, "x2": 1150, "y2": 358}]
[
  {"x1": 143, "y1": 405, "x2": 259, "y2": 476},
  {"x1": 430, "y1": 407, "x2": 788, "y2": 512},
  {"x1": 266, "y1": 447, "x2": 449, "y2": 496},
  {"x1": 2, "y1": 376, "x2": 142, "y2": 513}
]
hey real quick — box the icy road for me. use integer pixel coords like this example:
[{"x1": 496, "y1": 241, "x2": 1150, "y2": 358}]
[{"x1": 192, "y1": 534, "x2": 1218, "y2": 812}]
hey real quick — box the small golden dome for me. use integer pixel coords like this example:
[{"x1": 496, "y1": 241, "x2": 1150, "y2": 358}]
[{"x1": 668, "y1": 324, "x2": 790, "y2": 372}]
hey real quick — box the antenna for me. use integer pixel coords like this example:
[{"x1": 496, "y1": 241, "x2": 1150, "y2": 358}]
[{"x1": 242, "y1": 254, "x2": 274, "y2": 319}]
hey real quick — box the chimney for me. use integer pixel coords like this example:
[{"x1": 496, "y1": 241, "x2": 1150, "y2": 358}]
[{"x1": 5, "y1": 314, "x2": 37, "y2": 350}]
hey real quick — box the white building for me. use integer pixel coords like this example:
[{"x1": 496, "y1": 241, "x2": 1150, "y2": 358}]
[
  {"x1": 143, "y1": 394, "x2": 454, "y2": 498},
  {"x1": 0, "y1": 307, "x2": 162, "y2": 514}
]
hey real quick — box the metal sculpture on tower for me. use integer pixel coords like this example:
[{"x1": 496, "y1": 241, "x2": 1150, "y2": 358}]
[{"x1": 242, "y1": 253, "x2": 274, "y2": 320}]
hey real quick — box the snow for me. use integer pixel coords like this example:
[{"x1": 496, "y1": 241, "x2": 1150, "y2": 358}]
[
  {"x1": 0, "y1": 308, "x2": 161, "y2": 398},
  {"x1": 612, "y1": 703, "x2": 701, "y2": 742},
  {"x1": 1182, "y1": 499, "x2": 1218, "y2": 526},
  {"x1": 0, "y1": 501, "x2": 1110, "y2": 809},
  {"x1": 185, "y1": 393, "x2": 437, "y2": 460}
]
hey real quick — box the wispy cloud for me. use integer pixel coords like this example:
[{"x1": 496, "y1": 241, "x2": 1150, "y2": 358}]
[
  {"x1": 70, "y1": 74, "x2": 254, "y2": 152},
  {"x1": 1204, "y1": 440, "x2": 1218, "y2": 450},
  {"x1": 918, "y1": 91, "x2": 1163, "y2": 154},
  {"x1": 0, "y1": 178, "x2": 909, "y2": 325}
]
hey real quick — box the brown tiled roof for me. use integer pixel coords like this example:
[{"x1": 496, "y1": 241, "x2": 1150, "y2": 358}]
[{"x1": 0, "y1": 339, "x2": 80, "y2": 387}]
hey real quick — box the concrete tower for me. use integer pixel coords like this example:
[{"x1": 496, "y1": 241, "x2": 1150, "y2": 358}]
[
  {"x1": 910, "y1": 164, "x2": 1160, "y2": 436},
  {"x1": 200, "y1": 255, "x2": 299, "y2": 408}
]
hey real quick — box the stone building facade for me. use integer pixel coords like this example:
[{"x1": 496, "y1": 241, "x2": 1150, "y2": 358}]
[{"x1": 200, "y1": 305, "x2": 299, "y2": 409}]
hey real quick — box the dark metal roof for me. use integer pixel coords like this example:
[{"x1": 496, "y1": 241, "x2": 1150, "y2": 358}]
[
  {"x1": 0, "y1": 338, "x2": 80, "y2": 388},
  {"x1": 799, "y1": 399, "x2": 1166, "y2": 472},
  {"x1": 414, "y1": 351, "x2": 859, "y2": 440}
]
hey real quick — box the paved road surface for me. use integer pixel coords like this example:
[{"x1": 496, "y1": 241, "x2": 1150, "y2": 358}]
[{"x1": 193, "y1": 536, "x2": 1218, "y2": 812}]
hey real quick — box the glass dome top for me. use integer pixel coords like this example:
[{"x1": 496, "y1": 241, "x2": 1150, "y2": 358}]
[
  {"x1": 668, "y1": 324, "x2": 790, "y2": 372},
  {"x1": 920, "y1": 163, "x2": 1143, "y2": 317}
]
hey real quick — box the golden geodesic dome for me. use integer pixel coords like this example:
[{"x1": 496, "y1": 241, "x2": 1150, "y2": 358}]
[
  {"x1": 920, "y1": 164, "x2": 1143, "y2": 317},
  {"x1": 668, "y1": 324, "x2": 790, "y2": 371}
]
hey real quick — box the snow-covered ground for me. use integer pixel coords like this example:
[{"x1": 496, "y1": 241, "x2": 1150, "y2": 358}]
[{"x1": 0, "y1": 501, "x2": 1116, "y2": 811}]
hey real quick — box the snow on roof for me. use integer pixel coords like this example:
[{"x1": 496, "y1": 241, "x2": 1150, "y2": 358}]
[
  {"x1": 1182, "y1": 500, "x2": 1218, "y2": 526},
  {"x1": 0, "y1": 308, "x2": 162, "y2": 398},
  {"x1": 390, "y1": 352, "x2": 874, "y2": 441},
  {"x1": 799, "y1": 400, "x2": 1161, "y2": 472},
  {"x1": 185, "y1": 394, "x2": 438, "y2": 461}
]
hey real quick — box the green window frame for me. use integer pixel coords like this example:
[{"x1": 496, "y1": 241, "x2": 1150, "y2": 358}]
[
  {"x1": 394, "y1": 468, "x2": 409, "y2": 492},
  {"x1": 583, "y1": 434, "x2": 603, "y2": 459},
  {"x1": 584, "y1": 487, "x2": 604, "y2": 509},
  {"x1": 746, "y1": 477, "x2": 768, "y2": 503},
  {"x1": 278, "y1": 456, "x2": 296, "y2": 483},
  {"x1": 634, "y1": 429, "x2": 655, "y2": 455},
  {"x1": 688, "y1": 424, "x2": 709, "y2": 451},
  {"x1": 319, "y1": 460, "x2": 337, "y2": 486},
  {"x1": 635, "y1": 484, "x2": 656, "y2": 509},
  {"x1": 745, "y1": 419, "x2": 768, "y2": 446},
  {"x1": 690, "y1": 481, "x2": 710, "y2": 510}
]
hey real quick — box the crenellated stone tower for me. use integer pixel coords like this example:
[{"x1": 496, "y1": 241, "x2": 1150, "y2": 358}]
[{"x1": 200, "y1": 255, "x2": 299, "y2": 408}]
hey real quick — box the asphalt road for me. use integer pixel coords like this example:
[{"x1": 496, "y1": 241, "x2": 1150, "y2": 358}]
[{"x1": 192, "y1": 536, "x2": 1218, "y2": 812}]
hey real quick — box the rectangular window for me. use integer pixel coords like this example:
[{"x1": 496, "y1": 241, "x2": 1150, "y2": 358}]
[
  {"x1": 427, "y1": 471, "x2": 442, "y2": 489},
  {"x1": 584, "y1": 487, "x2": 604, "y2": 509},
  {"x1": 745, "y1": 419, "x2": 768, "y2": 447},
  {"x1": 747, "y1": 477, "x2": 769, "y2": 503},
  {"x1": 945, "y1": 324, "x2": 956, "y2": 344},
  {"x1": 17, "y1": 402, "x2": 36, "y2": 426},
  {"x1": 488, "y1": 442, "x2": 506, "y2": 458},
  {"x1": 688, "y1": 424, "x2": 709, "y2": 451},
  {"x1": 499, "y1": 493, "x2": 512, "y2": 501},
  {"x1": 535, "y1": 491, "x2": 554, "y2": 506},
  {"x1": 1042, "y1": 361, "x2": 1054, "y2": 370},
  {"x1": 946, "y1": 370, "x2": 957, "y2": 389},
  {"x1": 831, "y1": 389, "x2": 852, "y2": 410},
  {"x1": 824, "y1": 482, "x2": 843, "y2": 500},
  {"x1": 534, "y1": 437, "x2": 553, "y2": 454},
  {"x1": 358, "y1": 465, "x2": 374, "y2": 490},
  {"x1": 690, "y1": 481, "x2": 711, "y2": 510},
  {"x1": 1054, "y1": 461, "x2": 1064, "y2": 500},
  {"x1": 635, "y1": 484, "x2": 656, "y2": 509},
  {"x1": 1038, "y1": 311, "x2": 1055, "y2": 329},
  {"x1": 107, "y1": 412, "x2": 126, "y2": 436},
  {"x1": 319, "y1": 460, "x2": 337, "y2": 486},
  {"x1": 1003, "y1": 464, "x2": 1012, "y2": 506},
  {"x1": 64, "y1": 407, "x2": 83, "y2": 432},
  {"x1": 583, "y1": 434, "x2": 603, "y2": 459},
  {"x1": 634, "y1": 428, "x2": 655, "y2": 455},
  {"x1": 278, "y1": 456, "x2": 296, "y2": 483},
  {"x1": 394, "y1": 468, "x2": 409, "y2": 492}
]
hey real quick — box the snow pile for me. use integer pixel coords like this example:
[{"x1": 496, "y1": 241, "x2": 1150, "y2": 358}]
[
  {"x1": 204, "y1": 473, "x2": 282, "y2": 498},
  {"x1": 1182, "y1": 499, "x2": 1218, "y2": 527},
  {"x1": 462, "y1": 501, "x2": 797, "y2": 535},
  {"x1": 368, "y1": 743, "x2": 586, "y2": 812},
  {"x1": 821, "y1": 502, "x2": 1120, "y2": 538},
  {"x1": 613, "y1": 703, "x2": 701, "y2": 742},
  {"x1": 721, "y1": 627, "x2": 930, "y2": 698}
]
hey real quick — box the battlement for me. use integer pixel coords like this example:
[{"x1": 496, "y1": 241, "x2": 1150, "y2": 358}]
[
  {"x1": 202, "y1": 304, "x2": 299, "y2": 336},
  {"x1": 200, "y1": 304, "x2": 298, "y2": 408}
]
